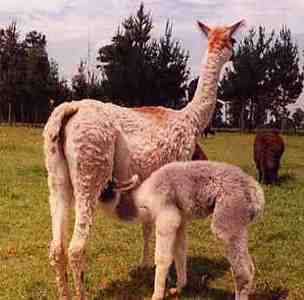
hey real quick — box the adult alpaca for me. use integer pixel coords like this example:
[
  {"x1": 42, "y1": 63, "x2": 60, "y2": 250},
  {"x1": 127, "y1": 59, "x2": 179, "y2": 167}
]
[{"x1": 44, "y1": 20, "x2": 245, "y2": 299}]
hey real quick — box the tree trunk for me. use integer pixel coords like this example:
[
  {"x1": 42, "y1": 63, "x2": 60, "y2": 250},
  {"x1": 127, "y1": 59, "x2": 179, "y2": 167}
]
[
  {"x1": 34, "y1": 106, "x2": 39, "y2": 124},
  {"x1": 20, "y1": 102, "x2": 24, "y2": 123},
  {"x1": 239, "y1": 102, "x2": 245, "y2": 133},
  {"x1": 8, "y1": 102, "x2": 12, "y2": 124},
  {"x1": 0, "y1": 104, "x2": 4, "y2": 123}
]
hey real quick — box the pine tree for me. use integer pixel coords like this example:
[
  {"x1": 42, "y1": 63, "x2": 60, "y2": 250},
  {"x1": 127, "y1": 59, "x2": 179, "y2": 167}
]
[
  {"x1": 97, "y1": 3, "x2": 189, "y2": 108},
  {"x1": 72, "y1": 60, "x2": 89, "y2": 100},
  {"x1": 269, "y1": 26, "x2": 304, "y2": 125},
  {"x1": 24, "y1": 30, "x2": 50, "y2": 122},
  {"x1": 218, "y1": 25, "x2": 303, "y2": 131}
]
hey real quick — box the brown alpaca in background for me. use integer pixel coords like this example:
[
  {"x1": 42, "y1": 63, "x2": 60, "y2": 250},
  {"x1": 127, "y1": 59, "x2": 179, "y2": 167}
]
[
  {"x1": 43, "y1": 20, "x2": 244, "y2": 300},
  {"x1": 254, "y1": 129, "x2": 285, "y2": 184},
  {"x1": 192, "y1": 142, "x2": 208, "y2": 160}
]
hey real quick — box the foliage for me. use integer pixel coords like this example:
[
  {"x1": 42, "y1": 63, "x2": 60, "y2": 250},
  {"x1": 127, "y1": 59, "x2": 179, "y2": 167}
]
[
  {"x1": 97, "y1": 3, "x2": 190, "y2": 108},
  {"x1": 0, "y1": 22, "x2": 70, "y2": 123},
  {"x1": 219, "y1": 25, "x2": 304, "y2": 130},
  {"x1": 270, "y1": 27, "x2": 304, "y2": 121},
  {"x1": 71, "y1": 60, "x2": 105, "y2": 100}
]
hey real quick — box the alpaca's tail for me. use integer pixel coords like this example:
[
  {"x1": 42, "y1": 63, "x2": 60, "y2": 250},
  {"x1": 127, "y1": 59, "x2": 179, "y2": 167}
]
[
  {"x1": 43, "y1": 102, "x2": 78, "y2": 144},
  {"x1": 43, "y1": 102, "x2": 78, "y2": 179},
  {"x1": 247, "y1": 176, "x2": 265, "y2": 221}
]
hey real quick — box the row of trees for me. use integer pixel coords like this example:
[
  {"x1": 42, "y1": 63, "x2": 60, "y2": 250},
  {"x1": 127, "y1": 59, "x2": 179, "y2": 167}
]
[
  {"x1": 1, "y1": 3, "x2": 304, "y2": 129},
  {"x1": 218, "y1": 26, "x2": 304, "y2": 130},
  {"x1": 0, "y1": 22, "x2": 72, "y2": 123}
]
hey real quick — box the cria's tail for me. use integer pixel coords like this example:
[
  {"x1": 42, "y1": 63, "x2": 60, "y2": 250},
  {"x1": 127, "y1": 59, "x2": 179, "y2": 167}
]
[{"x1": 248, "y1": 176, "x2": 265, "y2": 221}]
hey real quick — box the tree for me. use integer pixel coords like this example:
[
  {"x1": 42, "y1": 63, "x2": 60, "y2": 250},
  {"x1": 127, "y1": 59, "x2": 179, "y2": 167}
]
[
  {"x1": 269, "y1": 26, "x2": 304, "y2": 125},
  {"x1": 154, "y1": 21, "x2": 190, "y2": 108},
  {"x1": 0, "y1": 21, "x2": 69, "y2": 123},
  {"x1": 97, "y1": 2, "x2": 189, "y2": 108},
  {"x1": 218, "y1": 26, "x2": 275, "y2": 131},
  {"x1": 47, "y1": 59, "x2": 72, "y2": 109},
  {"x1": 23, "y1": 30, "x2": 50, "y2": 122},
  {"x1": 72, "y1": 60, "x2": 88, "y2": 100},
  {"x1": 72, "y1": 59, "x2": 104, "y2": 100},
  {"x1": 0, "y1": 21, "x2": 25, "y2": 123},
  {"x1": 218, "y1": 25, "x2": 303, "y2": 131}
]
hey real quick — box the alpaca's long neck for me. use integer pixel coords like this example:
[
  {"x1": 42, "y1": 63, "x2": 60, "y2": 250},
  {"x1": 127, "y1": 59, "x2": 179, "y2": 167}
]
[{"x1": 181, "y1": 49, "x2": 224, "y2": 134}]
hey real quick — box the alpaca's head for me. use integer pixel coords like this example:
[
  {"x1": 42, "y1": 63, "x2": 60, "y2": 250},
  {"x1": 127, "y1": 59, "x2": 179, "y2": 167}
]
[{"x1": 197, "y1": 20, "x2": 245, "y2": 63}]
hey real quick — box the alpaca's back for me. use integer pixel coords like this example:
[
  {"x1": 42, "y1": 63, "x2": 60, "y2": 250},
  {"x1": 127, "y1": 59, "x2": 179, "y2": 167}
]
[{"x1": 136, "y1": 161, "x2": 264, "y2": 222}]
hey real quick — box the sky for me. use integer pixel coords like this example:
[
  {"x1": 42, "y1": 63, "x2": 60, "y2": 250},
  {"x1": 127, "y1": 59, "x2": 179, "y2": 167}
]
[{"x1": 0, "y1": 0, "x2": 304, "y2": 109}]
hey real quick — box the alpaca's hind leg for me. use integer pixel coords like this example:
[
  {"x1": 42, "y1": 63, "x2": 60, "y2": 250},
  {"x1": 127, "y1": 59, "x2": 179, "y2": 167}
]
[
  {"x1": 48, "y1": 176, "x2": 72, "y2": 300},
  {"x1": 65, "y1": 123, "x2": 116, "y2": 299},
  {"x1": 68, "y1": 196, "x2": 96, "y2": 300},
  {"x1": 141, "y1": 222, "x2": 153, "y2": 267},
  {"x1": 173, "y1": 224, "x2": 187, "y2": 293},
  {"x1": 152, "y1": 208, "x2": 181, "y2": 300},
  {"x1": 222, "y1": 230, "x2": 254, "y2": 300}
]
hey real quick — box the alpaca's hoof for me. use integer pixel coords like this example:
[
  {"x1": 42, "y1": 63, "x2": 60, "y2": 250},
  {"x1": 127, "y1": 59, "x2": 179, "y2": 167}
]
[
  {"x1": 169, "y1": 287, "x2": 183, "y2": 296},
  {"x1": 151, "y1": 296, "x2": 163, "y2": 300},
  {"x1": 74, "y1": 294, "x2": 87, "y2": 300}
]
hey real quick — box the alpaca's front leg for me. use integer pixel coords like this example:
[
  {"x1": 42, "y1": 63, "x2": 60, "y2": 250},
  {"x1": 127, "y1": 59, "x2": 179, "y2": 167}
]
[{"x1": 152, "y1": 208, "x2": 181, "y2": 300}]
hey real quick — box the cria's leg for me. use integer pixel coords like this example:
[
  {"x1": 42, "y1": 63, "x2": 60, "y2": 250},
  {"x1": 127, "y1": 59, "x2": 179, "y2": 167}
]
[
  {"x1": 141, "y1": 222, "x2": 153, "y2": 267},
  {"x1": 152, "y1": 208, "x2": 181, "y2": 300},
  {"x1": 172, "y1": 224, "x2": 187, "y2": 294},
  {"x1": 48, "y1": 175, "x2": 72, "y2": 300},
  {"x1": 222, "y1": 230, "x2": 254, "y2": 300}
]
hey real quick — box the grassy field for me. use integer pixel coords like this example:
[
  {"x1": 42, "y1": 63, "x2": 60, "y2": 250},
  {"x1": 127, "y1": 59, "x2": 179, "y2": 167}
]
[{"x1": 0, "y1": 126, "x2": 303, "y2": 300}]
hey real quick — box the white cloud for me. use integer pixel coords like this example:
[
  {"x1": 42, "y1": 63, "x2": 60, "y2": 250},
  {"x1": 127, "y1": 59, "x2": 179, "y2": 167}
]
[
  {"x1": 0, "y1": 0, "x2": 304, "y2": 89},
  {"x1": 2, "y1": 0, "x2": 68, "y2": 13}
]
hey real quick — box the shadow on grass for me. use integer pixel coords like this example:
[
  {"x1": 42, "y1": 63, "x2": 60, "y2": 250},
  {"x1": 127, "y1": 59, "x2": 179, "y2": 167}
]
[
  {"x1": 277, "y1": 173, "x2": 296, "y2": 185},
  {"x1": 93, "y1": 256, "x2": 289, "y2": 300},
  {"x1": 93, "y1": 256, "x2": 230, "y2": 299},
  {"x1": 250, "y1": 282, "x2": 289, "y2": 300}
]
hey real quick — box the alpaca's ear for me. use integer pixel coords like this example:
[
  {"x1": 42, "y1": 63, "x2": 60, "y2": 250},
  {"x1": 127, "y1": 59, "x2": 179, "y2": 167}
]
[
  {"x1": 197, "y1": 21, "x2": 210, "y2": 37},
  {"x1": 229, "y1": 19, "x2": 246, "y2": 36}
]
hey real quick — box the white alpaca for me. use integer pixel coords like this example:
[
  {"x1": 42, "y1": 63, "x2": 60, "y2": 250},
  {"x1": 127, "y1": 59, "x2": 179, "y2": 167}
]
[
  {"x1": 109, "y1": 161, "x2": 265, "y2": 300},
  {"x1": 43, "y1": 20, "x2": 245, "y2": 299}
]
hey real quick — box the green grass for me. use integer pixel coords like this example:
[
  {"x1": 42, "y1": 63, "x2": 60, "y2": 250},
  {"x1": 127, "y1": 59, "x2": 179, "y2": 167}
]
[{"x1": 0, "y1": 126, "x2": 303, "y2": 300}]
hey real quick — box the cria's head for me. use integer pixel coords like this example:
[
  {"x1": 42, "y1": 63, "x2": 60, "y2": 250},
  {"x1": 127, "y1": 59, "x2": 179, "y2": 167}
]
[{"x1": 197, "y1": 20, "x2": 245, "y2": 61}]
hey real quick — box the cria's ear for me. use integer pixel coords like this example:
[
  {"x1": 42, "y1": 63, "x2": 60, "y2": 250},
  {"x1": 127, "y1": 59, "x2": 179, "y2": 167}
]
[
  {"x1": 197, "y1": 21, "x2": 210, "y2": 37},
  {"x1": 229, "y1": 20, "x2": 246, "y2": 36}
]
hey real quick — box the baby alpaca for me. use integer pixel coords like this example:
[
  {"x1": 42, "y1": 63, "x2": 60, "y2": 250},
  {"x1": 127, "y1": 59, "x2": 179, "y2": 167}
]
[{"x1": 112, "y1": 161, "x2": 264, "y2": 300}]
